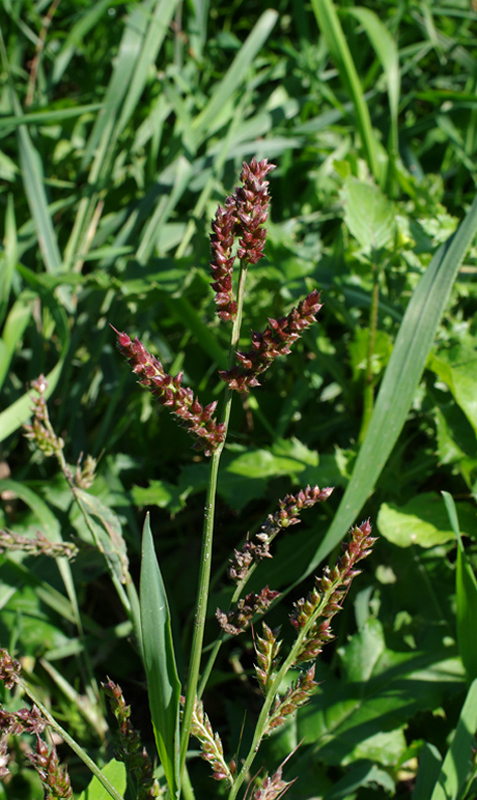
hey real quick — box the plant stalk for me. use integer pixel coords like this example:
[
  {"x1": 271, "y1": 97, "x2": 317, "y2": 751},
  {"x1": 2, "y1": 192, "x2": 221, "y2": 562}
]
[{"x1": 179, "y1": 261, "x2": 248, "y2": 781}]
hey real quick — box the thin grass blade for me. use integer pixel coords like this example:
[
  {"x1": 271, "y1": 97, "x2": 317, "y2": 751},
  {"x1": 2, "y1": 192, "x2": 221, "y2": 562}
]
[
  {"x1": 443, "y1": 491, "x2": 477, "y2": 682},
  {"x1": 140, "y1": 513, "x2": 181, "y2": 799},
  {"x1": 192, "y1": 9, "x2": 278, "y2": 143},
  {"x1": 412, "y1": 743, "x2": 443, "y2": 800},
  {"x1": 430, "y1": 679, "x2": 477, "y2": 800},
  {"x1": 310, "y1": 0, "x2": 380, "y2": 181}
]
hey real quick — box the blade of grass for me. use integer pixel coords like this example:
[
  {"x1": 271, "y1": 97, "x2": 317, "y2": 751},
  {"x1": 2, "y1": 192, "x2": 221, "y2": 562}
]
[
  {"x1": 430, "y1": 678, "x2": 477, "y2": 800},
  {"x1": 346, "y1": 7, "x2": 400, "y2": 193},
  {"x1": 0, "y1": 291, "x2": 70, "y2": 442},
  {"x1": 310, "y1": 0, "x2": 380, "y2": 181},
  {"x1": 140, "y1": 513, "x2": 181, "y2": 799},
  {"x1": 191, "y1": 9, "x2": 278, "y2": 144},
  {"x1": 443, "y1": 491, "x2": 477, "y2": 682},
  {"x1": 0, "y1": 291, "x2": 34, "y2": 390},
  {"x1": 412, "y1": 743, "x2": 443, "y2": 800},
  {"x1": 301, "y1": 192, "x2": 477, "y2": 581}
]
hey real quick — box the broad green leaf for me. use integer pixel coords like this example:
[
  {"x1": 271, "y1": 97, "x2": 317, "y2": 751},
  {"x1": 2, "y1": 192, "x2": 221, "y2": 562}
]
[
  {"x1": 430, "y1": 345, "x2": 477, "y2": 436},
  {"x1": 430, "y1": 679, "x2": 477, "y2": 800},
  {"x1": 377, "y1": 493, "x2": 476, "y2": 548},
  {"x1": 323, "y1": 761, "x2": 396, "y2": 800},
  {"x1": 76, "y1": 759, "x2": 127, "y2": 800},
  {"x1": 140, "y1": 513, "x2": 181, "y2": 799},
  {"x1": 300, "y1": 190, "x2": 477, "y2": 582},
  {"x1": 341, "y1": 177, "x2": 397, "y2": 251},
  {"x1": 298, "y1": 618, "x2": 465, "y2": 767}
]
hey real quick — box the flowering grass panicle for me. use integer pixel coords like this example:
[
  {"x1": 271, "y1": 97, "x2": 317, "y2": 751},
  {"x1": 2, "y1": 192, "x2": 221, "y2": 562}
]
[
  {"x1": 228, "y1": 485, "x2": 333, "y2": 583},
  {"x1": 112, "y1": 326, "x2": 226, "y2": 455},
  {"x1": 187, "y1": 696, "x2": 235, "y2": 786},
  {"x1": 210, "y1": 158, "x2": 275, "y2": 321},
  {"x1": 290, "y1": 520, "x2": 376, "y2": 663},
  {"x1": 220, "y1": 289, "x2": 323, "y2": 392}
]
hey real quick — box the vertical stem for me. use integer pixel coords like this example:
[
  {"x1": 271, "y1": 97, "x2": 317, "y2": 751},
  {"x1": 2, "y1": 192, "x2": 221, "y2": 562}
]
[{"x1": 179, "y1": 262, "x2": 248, "y2": 780}]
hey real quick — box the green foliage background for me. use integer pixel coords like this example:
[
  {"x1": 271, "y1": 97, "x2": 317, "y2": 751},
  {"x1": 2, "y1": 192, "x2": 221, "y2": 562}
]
[{"x1": 2, "y1": 0, "x2": 477, "y2": 798}]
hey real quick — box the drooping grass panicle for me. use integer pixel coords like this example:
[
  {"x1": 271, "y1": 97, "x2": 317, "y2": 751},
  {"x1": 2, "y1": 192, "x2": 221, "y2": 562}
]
[
  {"x1": 228, "y1": 485, "x2": 333, "y2": 583},
  {"x1": 290, "y1": 520, "x2": 376, "y2": 664},
  {"x1": 0, "y1": 528, "x2": 79, "y2": 560},
  {"x1": 216, "y1": 586, "x2": 281, "y2": 636},
  {"x1": 102, "y1": 678, "x2": 159, "y2": 799},
  {"x1": 111, "y1": 326, "x2": 226, "y2": 455},
  {"x1": 23, "y1": 374, "x2": 65, "y2": 459},
  {"x1": 0, "y1": 660, "x2": 73, "y2": 799},
  {"x1": 219, "y1": 289, "x2": 323, "y2": 392},
  {"x1": 183, "y1": 695, "x2": 235, "y2": 786},
  {"x1": 250, "y1": 758, "x2": 297, "y2": 800},
  {"x1": 23, "y1": 376, "x2": 98, "y2": 488},
  {"x1": 210, "y1": 158, "x2": 275, "y2": 322}
]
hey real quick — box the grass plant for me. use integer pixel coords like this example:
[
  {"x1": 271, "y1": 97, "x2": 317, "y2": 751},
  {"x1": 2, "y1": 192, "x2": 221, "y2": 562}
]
[{"x1": 2, "y1": 1, "x2": 477, "y2": 799}]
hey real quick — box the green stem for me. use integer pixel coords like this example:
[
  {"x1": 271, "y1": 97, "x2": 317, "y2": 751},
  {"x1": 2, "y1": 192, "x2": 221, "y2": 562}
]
[
  {"x1": 179, "y1": 262, "x2": 249, "y2": 782},
  {"x1": 19, "y1": 679, "x2": 124, "y2": 800}
]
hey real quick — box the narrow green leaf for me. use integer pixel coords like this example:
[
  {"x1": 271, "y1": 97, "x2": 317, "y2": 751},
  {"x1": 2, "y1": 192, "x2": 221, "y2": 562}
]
[
  {"x1": 302, "y1": 192, "x2": 477, "y2": 580},
  {"x1": 74, "y1": 489, "x2": 130, "y2": 586},
  {"x1": 0, "y1": 291, "x2": 34, "y2": 390},
  {"x1": 0, "y1": 104, "x2": 104, "y2": 130},
  {"x1": 444, "y1": 491, "x2": 477, "y2": 682},
  {"x1": 430, "y1": 679, "x2": 477, "y2": 800},
  {"x1": 412, "y1": 743, "x2": 442, "y2": 800},
  {"x1": 310, "y1": 0, "x2": 380, "y2": 180},
  {"x1": 192, "y1": 9, "x2": 278, "y2": 141},
  {"x1": 0, "y1": 294, "x2": 70, "y2": 443},
  {"x1": 140, "y1": 513, "x2": 181, "y2": 799}
]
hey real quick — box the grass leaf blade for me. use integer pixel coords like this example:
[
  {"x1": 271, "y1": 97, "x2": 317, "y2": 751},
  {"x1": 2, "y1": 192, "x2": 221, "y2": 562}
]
[{"x1": 140, "y1": 513, "x2": 181, "y2": 798}]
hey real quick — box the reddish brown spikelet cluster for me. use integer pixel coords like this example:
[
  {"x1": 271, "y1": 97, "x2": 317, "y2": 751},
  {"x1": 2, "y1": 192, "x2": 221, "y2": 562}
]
[
  {"x1": 220, "y1": 289, "x2": 323, "y2": 392},
  {"x1": 251, "y1": 761, "x2": 296, "y2": 800},
  {"x1": 28, "y1": 737, "x2": 73, "y2": 799},
  {"x1": 267, "y1": 666, "x2": 317, "y2": 732},
  {"x1": 254, "y1": 622, "x2": 282, "y2": 695},
  {"x1": 216, "y1": 586, "x2": 280, "y2": 636},
  {"x1": 210, "y1": 158, "x2": 275, "y2": 321},
  {"x1": 0, "y1": 649, "x2": 21, "y2": 689},
  {"x1": 0, "y1": 702, "x2": 72, "y2": 798},
  {"x1": 187, "y1": 696, "x2": 235, "y2": 786},
  {"x1": 228, "y1": 485, "x2": 333, "y2": 583},
  {"x1": 112, "y1": 327, "x2": 226, "y2": 456},
  {"x1": 290, "y1": 520, "x2": 376, "y2": 663},
  {"x1": 102, "y1": 678, "x2": 159, "y2": 799}
]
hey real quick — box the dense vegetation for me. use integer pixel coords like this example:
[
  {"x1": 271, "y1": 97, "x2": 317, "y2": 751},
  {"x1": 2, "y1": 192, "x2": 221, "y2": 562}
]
[{"x1": 2, "y1": 0, "x2": 477, "y2": 798}]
